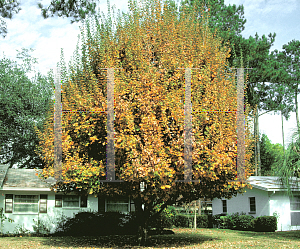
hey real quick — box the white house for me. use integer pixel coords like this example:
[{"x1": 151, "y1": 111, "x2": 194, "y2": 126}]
[
  {"x1": 212, "y1": 176, "x2": 300, "y2": 231},
  {"x1": 0, "y1": 164, "x2": 134, "y2": 234}
]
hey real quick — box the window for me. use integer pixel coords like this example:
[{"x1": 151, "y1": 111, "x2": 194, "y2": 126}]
[
  {"x1": 290, "y1": 196, "x2": 300, "y2": 211},
  {"x1": 222, "y1": 200, "x2": 227, "y2": 213},
  {"x1": 5, "y1": 194, "x2": 13, "y2": 213},
  {"x1": 14, "y1": 195, "x2": 39, "y2": 213},
  {"x1": 249, "y1": 197, "x2": 256, "y2": 213},
  {"x1": 63, "y1": 195, "x2": 79, "y2": 207},
  {"x1": 39, "y1": 195, "x2": 48, "y2": 213},
  {"x1": 80, "y1": 195, "x2": 87, "y2": 208},
  {"x1": 106, "y1": 197, "x2": 130, "y2": 212},
  {"x1": 201, "y1": 199, "x2": 212, "y2": 215},
  {"x1": 55, "y1": 195, "x2": 87, "y2": 208},
  {"x1": 290, "y1": 196, "x2": 300, "y2": 226},
  {"x1": 5, "y1": 195, "x2": 47, "y2": 213},
  {"x1": 55, "y1": 195, "x2": 62, "y2": 207}
]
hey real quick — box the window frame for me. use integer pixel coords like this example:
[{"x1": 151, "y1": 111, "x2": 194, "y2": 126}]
[
  {"x1": 290, "y1": 195, "x2": 300, "y2": 211},
  {"x1": 290, "y1": 195, "x2": 300, "y2": 226},
  {"x1": 5, "y1": 194, "x2": 13, "y2": 213},
  {"x1": 106, "y1": 196, "x2": 131, "y2": 213},
  {"x1": 39, "y1": 194, "x2": 48, "y2": 213},
  {"x1": 55, "y1": 194, "x2": 88, "y2": 208},
  {"x1": 13, "y1": 195, "x2": 39, "y2": 214},
  {"x1": 249, "y1": 197, "x2": 256, "y2": 214},
  {"x1": 222, "y1": 200, "x2": 227, "y2": 213}
]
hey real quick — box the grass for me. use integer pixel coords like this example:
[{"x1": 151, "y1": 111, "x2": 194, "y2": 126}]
[{"x1": 0, "y1": 228, "x2": 300, "y2": 248}]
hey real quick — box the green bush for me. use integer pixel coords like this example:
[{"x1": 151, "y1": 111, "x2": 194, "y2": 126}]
[
  {"x1": 52, "y1": 211, "x2": 139, "y2": 236},
  {"x1": 251, "y1": 216, "x2": 277, "y2": 232},
  {"x1": 227, "y1": 212, "x2": 241, "y2": 230},
  {"x1": 173, "y1": 214, "x2": 208, "y2": 228},
  {"x1": 219, "y1": 216, "x2": 228, "y2": 229},
  {"x1": 174, "y1": 214, "x2": 190, "y2": 228},
  {"x1": 212, "y1": 214, "x2": 226, "y2": 228},
  {"x1": 213, "y1": 212, "x2": 254, "y2": 230},
  {"x1": 197, "y1": 214, "x2": 208, "y2": 228},
  {"x1": 236, "y1": 215, "x2": 255, "y2": 231},
  {"x1": 149, "y1": 206, "x2": 176, "y2": 231}
]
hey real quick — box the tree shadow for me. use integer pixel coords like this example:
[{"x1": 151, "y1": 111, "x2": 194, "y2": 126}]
[{"x1": 40, "y1": 231, "x2": 220, "y2": 248}]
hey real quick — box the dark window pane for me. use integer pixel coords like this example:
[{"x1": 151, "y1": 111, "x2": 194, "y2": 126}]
[
  {"x1": 63, "y1": 195, "x2": 79, "y2": 207},
  {"x1": 80, "y1": 196, "x2": 87, "y2": 208},
  {"x1": 250, "y1": 197, "x2": 256, "y2": 212},
  {"x1": 291, "y1": 212, "x2": 300, "y2": 226},
  {"x1": 39, "y1": 195, "x2": 47, "y2": 213},
  {"x1": 55, "y1": 195, "x2": 62, "y2": 207},
  {"x1": 222, "y1": 200, "x2": 227, "y2": 213},
  {"x1": 5, "y1": 194, "x2": 13, "y2": 213}
]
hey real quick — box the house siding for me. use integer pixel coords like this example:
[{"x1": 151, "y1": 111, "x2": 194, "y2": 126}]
[
  {"x1": 212, "y1": 187, "x2": 269, "y2": 218},
  {"x1": 212, "y1": 187, "x2": 300, "y2": 231},
  {"x1": 0, "y1": 190, "x2": 98, "y2": 234}
]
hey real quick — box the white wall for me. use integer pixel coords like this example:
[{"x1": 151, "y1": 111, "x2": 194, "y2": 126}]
[
  {"x1": 212, "y1": 187, "x2": 300, "y2": 231},
  {"x1": 0, "y1": 190, "x2": 98, "y2": 234},
  {"x1": 212, "y1": 187, "x2": 269, "y2": 217},
  {"x1": 269, "y1": 191, "x2": 300, "y2": 231}
]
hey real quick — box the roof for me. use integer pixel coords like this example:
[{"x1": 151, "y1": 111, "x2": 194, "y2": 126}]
[
  {"x1": 0, "y1": 164, "x2": 56, "y2": 190},
  {"x1": 248, "y1": 176, "x2": 300, "y2": 192}
]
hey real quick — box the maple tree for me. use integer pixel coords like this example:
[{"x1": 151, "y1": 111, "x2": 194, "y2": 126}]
[{"x1": 35, "y1": 0, "x2": 254, "y2": 244}]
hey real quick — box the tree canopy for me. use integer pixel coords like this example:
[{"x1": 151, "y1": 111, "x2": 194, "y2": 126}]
[
  {"x1": 0, "y1": 48, "x2": 54, "y2": 168},
  {"x1": 36, "y1": 0, "x2": 254, "y2": 243},
  {"x1": 0, "y1": 0, "x2": 100, "y2": 38}
]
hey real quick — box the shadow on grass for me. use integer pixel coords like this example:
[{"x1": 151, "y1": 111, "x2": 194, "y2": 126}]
[{"x1": 39, "y1": 230, "x2": 220, "y2": 248}]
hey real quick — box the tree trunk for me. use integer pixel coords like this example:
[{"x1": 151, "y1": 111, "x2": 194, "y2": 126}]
[
  {"x1": 198, "y1": 199, "x2": 201, "y2": 215},
  {"x1": 295, "y1": 84, "x2": 299, "y2": 132},
  {"x1": 254, "y1": 106, "x2": 261, "y2": 176},
  {"x1": 137, "y1": 221, "x2": 148, "y2": 246},
  {"x1": 281, "y1": 110, "x2": 285, "y2": 155},
  {"x1": 254, "y1": 108, "x2": 258, "y2": 176},
  {"x1": 134, "y1": 198, "x2": 149, "y2": 246},
  {"x1": 194, "y1": 201, "x2": 197, "y2": 229}
]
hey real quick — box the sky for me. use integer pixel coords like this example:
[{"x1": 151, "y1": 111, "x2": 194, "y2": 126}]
[{"x1": 1, "y1": 0, "x2": 300, "y2": 149}]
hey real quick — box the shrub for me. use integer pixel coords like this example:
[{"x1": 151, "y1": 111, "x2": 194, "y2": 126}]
[
  {"x1": 173, "y1": 214, "x2": 208, "y2": 228},
  {"x1": 236, "y1": 215, "x2": 255, "y2": 231},
  {"x1": 251, "y1": 216, "x2": 277, "y2": 232},
  {"x1": 213, "y1": 212, "x2": 253, "y2": 230},
  {"x1": 52, "y1": 211, "x2": 137, "y2": 236},
  {"x1": 149, "y1": 206, "x2": 176, "y2": 231},
  {"x1": 212, "y1": 214, "x2": 227, "y2": 228},
  {"x1": 226, "y1": 212, "x2": 241, "y2": 230},
  {"x1": 197, "y1": 214, "x2": 208, "y2": 228},
  {"x1": 219, "y1": 216, "x2": 228, "y2": 229},
  {"x1": 32, "y1": 218, "x2": 51, "y2": 235}
]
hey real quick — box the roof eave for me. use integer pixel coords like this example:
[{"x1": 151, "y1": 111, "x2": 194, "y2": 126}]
[{"x1": 0, "y1": 187, "x2": 53, "y2": 192}]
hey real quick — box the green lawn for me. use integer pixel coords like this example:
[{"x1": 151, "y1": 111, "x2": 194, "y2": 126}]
[{"x1": 0, "y1": 228, "x2": 300, "y2": 248}]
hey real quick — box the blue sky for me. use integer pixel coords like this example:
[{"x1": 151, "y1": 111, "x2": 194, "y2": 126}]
[{"x1": 1, "y1": 0, "x2": 300, "y2": 148}]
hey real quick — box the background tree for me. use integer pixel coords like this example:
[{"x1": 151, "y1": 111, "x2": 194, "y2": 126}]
[
  {"x1": 249, "y1": 133, "x2": 284, "y2": 176},
  {"x1": 266, "y1": 48, "x2": 296, "y2": 155},
  {"x1": 0, "y1": 0, "x2": 100, "y2": 38},
  {"x1": 179, "y1": 0, "x2": 286, "y2": 177},
  {"x1": 0, "y1": 0, "x2": 21, "y2": 38},
  {"x1": 282, "y1": 40, "x2": 300, "y2": 130},
  {"x1": 0, "y1": 48, "x2": 54, "y2": 168},
  {"x1": 275, "y1": 126, "x2": 300, "y2": 199},
  {"x1": 36, "y1": 0, "x2": 254, "y2": 244}
]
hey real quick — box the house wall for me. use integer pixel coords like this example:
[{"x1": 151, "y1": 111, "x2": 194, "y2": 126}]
[
  {"x1": 268, "y1": 191, "x2": 300, "y2": 231},
  {"x1": 212, "y1": 188, "x2": 300, "y2": 231},
  {"x1": 0, "y1": 190, "x2": 98, "y2": 234},
  {"x1": 212, "y1": 187, "x2": 270, "y2": 218}
]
